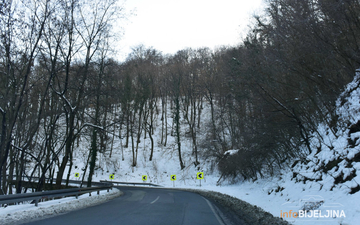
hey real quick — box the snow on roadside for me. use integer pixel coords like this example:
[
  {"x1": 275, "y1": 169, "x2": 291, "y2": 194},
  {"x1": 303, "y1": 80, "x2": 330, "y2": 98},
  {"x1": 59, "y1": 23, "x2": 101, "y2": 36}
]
[
  {"x1": 191, "y1": 178, "x2": 358, "y2": 225},
  {"x1": 0, "y1": 188, "x2": 121, "y2": 225},
  {"x1": 162, "y1": 171, "x2": 358, "y2": 225}
]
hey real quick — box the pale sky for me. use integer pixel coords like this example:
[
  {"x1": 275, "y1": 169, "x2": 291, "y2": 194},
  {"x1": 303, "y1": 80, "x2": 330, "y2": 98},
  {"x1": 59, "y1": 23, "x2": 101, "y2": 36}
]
[{"x1": 116, "y1": 0, "x2": 264, "y2": 60}]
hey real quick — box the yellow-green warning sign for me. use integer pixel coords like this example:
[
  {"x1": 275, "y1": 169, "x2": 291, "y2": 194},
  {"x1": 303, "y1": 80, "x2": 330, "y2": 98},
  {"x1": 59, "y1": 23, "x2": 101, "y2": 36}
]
[
  {"x1": 171, "y1": 175, "x2": 176, "y2": 181},
  {"x1": 197, "y1": 172, "x2": 204, "y2": 180},
  {"x1": 109, "y1": 174, "x2": 115, "y2": 180},
  {"x1": 75, "y1": 173, "x2": 80, "y2": 178},
  {"x1": 142, "y1": 175, "x2": 147, "y2": 181}
]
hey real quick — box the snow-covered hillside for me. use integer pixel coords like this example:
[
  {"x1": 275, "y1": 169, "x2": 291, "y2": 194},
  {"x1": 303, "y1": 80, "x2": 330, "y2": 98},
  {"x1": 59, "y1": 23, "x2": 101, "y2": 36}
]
[
  {"x1": 4, "y1": 71, "x2": 360, "y2": 225},
  {"x1": 221, "y1": 70, "x2": 360, "y2": 225},
  {"x1": 69, "y1": 102, "x2": 218, "y2": 187},
  {"x1": 64, "y1": 70, "x2": 360, "y2": 225}
]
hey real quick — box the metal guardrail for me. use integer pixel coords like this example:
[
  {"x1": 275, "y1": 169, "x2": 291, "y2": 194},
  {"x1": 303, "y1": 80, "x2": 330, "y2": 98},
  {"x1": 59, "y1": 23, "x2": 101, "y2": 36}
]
[
  {"x1": 99, "y1": 180, "x2": 161, "y2": 187},
  {"x1": 8, "y1": 176, "x2": 111, "y2": 188},
  {"x1": 61, "y1": 179, "x2": 111, "y2": 187},
  {"x1": 0, "y1": 180, "x2": 113, "y2": 207}
]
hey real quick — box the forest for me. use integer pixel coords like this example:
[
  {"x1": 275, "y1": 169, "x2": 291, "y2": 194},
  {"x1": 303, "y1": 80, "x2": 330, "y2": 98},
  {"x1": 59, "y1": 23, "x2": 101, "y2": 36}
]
[{"x1": 0, "y1": 0, "x2": 360, "y2": 194}]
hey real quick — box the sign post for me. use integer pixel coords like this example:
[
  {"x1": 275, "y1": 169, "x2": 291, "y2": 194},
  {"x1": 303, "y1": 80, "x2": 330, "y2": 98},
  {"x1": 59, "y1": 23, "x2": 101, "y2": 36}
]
[
  {"x1": 171, "y1": 174, "x2": 176, "y2": 187},
  {"x1": 109, "y1": 174, "x2": 115, "y2": 180},
  {"x1": 142, "y1": 175, "x2": 147, "y2": 182},
  {"x1": 197, "y1": 172, "x2": 204, "y2": 187},
  {"x1": 75, "y1": 173, "x2": 80, "y2": 179}
]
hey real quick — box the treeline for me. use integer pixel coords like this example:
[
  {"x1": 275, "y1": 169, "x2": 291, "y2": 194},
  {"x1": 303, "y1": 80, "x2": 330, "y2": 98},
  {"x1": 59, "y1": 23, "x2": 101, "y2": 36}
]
[
  {"x1": 216, "y1": 0, "x2": 360, "y2": 181},
  {"x1": 0, "y1": 0, "x2": 124, "y2": 193},
  {"x1": 1, "y1": 0, "x2": 360, "y2": 194}
]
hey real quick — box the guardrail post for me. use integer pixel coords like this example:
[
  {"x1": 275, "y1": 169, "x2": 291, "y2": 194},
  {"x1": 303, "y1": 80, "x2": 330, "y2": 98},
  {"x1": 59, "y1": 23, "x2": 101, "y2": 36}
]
[
  {"x1": 97, "y1": 190, "x2": 100, "y2": 195},
  {"x1": 35, "y1": 199, "x2": 38, "y2": 207}
]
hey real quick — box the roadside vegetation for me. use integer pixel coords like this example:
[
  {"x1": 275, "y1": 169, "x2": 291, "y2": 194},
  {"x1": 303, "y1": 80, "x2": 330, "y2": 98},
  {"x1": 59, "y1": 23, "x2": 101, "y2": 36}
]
[{"x1": 1, "y1": 0, "x2": 360, "y2": 194}]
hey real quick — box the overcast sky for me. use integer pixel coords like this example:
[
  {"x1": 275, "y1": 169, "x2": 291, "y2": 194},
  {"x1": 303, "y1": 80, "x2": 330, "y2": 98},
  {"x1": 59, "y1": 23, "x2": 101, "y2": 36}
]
[{"x1": 116, "y1": 0, "x2": 264, "y2": 60}]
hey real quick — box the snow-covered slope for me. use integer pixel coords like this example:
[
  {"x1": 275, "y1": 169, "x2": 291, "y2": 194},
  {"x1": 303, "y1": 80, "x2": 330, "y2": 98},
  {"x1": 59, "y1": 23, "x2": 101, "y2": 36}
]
[
  {"x1": 290, "y1": 68, "x2": 360, "y2": 195},
  {"x1": 222, "y1": 69, "x2": 360, "y2": 225},
  {"x1": 4, "y1": 71, "x2": 360, "y2": 225},
  {"x1": 67, "y1": 69, "x2": 360, "y2": 224}
]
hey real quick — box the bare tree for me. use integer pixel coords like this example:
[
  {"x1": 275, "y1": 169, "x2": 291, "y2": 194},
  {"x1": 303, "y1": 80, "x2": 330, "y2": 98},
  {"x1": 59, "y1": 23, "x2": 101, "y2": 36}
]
[{"x1": 0, "y1": 0, "x2": 50, "y2": 194}]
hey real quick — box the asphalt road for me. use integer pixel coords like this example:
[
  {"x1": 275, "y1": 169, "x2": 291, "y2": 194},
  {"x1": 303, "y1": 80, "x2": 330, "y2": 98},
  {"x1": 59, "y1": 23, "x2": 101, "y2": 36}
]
[{"x1": 22, "y1": 186, "x2": 244, "y2": 225}]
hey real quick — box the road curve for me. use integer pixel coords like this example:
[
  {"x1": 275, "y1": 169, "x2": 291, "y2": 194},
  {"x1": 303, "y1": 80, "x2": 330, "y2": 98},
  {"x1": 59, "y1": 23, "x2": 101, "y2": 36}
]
[{"x1": 22, "y1": 186, "x2": 244, "y2": 225}]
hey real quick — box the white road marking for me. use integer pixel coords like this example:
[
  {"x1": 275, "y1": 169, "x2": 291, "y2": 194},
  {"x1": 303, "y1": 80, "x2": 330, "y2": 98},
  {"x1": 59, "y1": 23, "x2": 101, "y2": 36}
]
[
  {"x1": 150, "y1": 196, "x2": 160, "y2": 204},
  {"x1": 202, "y1": 197, "x2": 225, "y2": 225}
]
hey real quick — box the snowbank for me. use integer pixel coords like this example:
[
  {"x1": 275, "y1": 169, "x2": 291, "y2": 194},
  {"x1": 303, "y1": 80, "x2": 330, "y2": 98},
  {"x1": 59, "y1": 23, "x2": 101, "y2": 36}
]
[{"x1": 0, "y1": 188, "x2": 121, "y2": 225}]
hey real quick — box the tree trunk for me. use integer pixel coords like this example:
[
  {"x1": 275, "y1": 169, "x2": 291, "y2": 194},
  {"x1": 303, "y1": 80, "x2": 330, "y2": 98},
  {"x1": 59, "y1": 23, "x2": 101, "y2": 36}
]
[
  {"x1": 174, "y1": 97, "x2": 185, "y2": 170},
  {"x1": 56, "y1": 111, "x2": 75, "y2": 189},
  {"x1": 148, "y1": 104, "x2": 155, "y2": 161},
  {"x1": 87, "y1": 129, "x2": 98, "y2": 187},
  {"x1": 135, "y1": 108, "x2": 143, "y2": 166},
  {"x1": 164, "y1": 95, "x2": 168, "y2": 146},
  {"x1": 66, "y1": 147, "x2": 73, "y2": 187}
]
